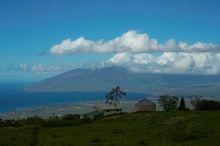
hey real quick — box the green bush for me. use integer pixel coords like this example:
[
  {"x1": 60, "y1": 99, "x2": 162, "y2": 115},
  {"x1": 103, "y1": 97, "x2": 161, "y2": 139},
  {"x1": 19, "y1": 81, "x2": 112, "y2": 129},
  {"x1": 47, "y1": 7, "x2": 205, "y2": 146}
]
[
  {"x1": 26, "y1": 116, "x2": 44, "y2": 125},
  {"x1": 2, "y1": 120, "x2": 19, "y2": 127},
  {"x1": 42, "y1": 119, "x2": 66, "y2": 127},
  {"x1": 62, "y1": 114, "x2": 80, "y2": 121},
  {"x1": 158, "y1": 95, "x2": 179, "y2": 111},
  {"x1": 196, "y1": 100, "x2": 220, "y2": 111}
]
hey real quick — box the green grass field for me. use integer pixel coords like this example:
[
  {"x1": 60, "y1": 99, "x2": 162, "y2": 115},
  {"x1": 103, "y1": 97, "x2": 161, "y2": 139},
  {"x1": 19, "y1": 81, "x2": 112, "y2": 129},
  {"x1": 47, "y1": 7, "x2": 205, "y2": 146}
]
[{"x1": 1, "y1": 111, "x2": 220, "y2": 146}]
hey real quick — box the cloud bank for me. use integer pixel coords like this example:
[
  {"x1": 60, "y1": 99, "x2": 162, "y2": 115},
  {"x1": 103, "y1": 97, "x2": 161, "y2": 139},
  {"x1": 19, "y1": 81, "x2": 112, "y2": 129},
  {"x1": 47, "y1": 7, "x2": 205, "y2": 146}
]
[
  {"x1": 11, "y1": 52, "x2": 220, "y2": 75},
  {"x1": 6, "y1": 63, "x2": 80, "y2": 74},
  {"x1": 107, "y1": 52, "x2": 220, "y2": 75},
  {"x1": 49, "y1": 30, "x2": 219, "y2": 55},
  {"x1": 34, "y1": 30, "x2": 219, "y2": 75}
]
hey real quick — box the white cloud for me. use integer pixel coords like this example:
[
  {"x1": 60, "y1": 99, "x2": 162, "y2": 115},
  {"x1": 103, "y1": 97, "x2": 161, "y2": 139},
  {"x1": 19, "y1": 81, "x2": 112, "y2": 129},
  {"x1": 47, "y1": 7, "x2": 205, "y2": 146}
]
[
  {"x1": 108, "y1": 52, "x2": 220, "y2": 75},
  {"x1": 50, "y1": 37, "x2": 95, "y2": 55},
  {"x1": 19, "y1": 64, "x2": 29, "y2": 72},
  {"x1": 7, "y1": 63, "x2": 82, "y2": 74},
  {"x1": 49, "y1": 30, "x2": 219, "y2": 55},
  {"x1": 31, "y1": 64, "x2": 76, "y2": 73},
  {"x1": 32, "y1": 64, "x2": 45, "y2": 73},
  {"x1": 16, "y1": 30, "x2": 220, "y2": 75},
  {"x1": 18, "y1": 63, "x2": 80, "y2": 73},
  {"x1": 133, "y1": 53, "x2": 153, "y2": 64},
  {"x1": 109, "y1": 52, "x2": 131, "y2": 64},
  {"x1": 14, "y1": 52, "x2": 220, "y2": 75}
]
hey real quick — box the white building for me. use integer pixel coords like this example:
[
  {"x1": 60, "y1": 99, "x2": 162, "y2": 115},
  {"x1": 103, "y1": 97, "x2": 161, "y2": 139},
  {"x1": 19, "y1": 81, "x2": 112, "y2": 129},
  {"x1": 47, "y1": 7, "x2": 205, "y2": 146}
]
[{"x1": 95, "y1": 103, "x2": 123, "y2": 116}]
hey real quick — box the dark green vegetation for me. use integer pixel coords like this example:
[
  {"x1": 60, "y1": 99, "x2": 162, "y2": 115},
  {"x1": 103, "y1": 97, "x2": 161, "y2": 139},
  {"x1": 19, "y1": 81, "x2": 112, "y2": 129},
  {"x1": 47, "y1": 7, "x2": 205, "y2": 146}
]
[
  {"x1": 158, "y1": 95, "x2": 179, "y2": 111},
  {"x1": 105, "y1": 86, "x2": 126, "y2": 104},
  {"x1": 1, "y1": 111, "x2": 220, "y2": 146},
  {"x1": 178, "y1": 97, "x2": 186, "y2": 110},
  {"x1": 194, "y1": 99, "x2": 220, "y2": 111}
]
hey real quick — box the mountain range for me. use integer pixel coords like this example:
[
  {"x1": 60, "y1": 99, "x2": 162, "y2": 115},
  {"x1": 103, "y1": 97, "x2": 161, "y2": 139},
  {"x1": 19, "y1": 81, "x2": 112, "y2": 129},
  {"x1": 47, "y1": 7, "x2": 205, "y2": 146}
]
[{"x1": 26, "y1": 66, "x2": 220, "y2": 96}]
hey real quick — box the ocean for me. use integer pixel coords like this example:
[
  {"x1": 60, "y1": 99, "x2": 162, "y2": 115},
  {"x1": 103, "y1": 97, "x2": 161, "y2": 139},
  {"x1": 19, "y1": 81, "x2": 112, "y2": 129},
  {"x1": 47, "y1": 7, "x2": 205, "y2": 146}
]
[{"x1": 0, "y1": 83, "x2": 148, "y2": 119}]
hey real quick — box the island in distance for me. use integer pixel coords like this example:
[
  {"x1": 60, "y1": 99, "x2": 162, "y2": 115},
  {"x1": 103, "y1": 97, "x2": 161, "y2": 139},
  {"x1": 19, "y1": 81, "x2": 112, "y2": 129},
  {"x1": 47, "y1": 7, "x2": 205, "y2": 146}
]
[{"x1": 26, "y1": 66, "x2": 220, "y2": 96}]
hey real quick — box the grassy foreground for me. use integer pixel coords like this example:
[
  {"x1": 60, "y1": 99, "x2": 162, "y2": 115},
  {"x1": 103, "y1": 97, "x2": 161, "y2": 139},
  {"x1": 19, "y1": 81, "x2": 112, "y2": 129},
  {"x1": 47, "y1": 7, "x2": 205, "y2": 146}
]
[{"x1": 0, "y1": 111, "x2": 220, "y2": 146}]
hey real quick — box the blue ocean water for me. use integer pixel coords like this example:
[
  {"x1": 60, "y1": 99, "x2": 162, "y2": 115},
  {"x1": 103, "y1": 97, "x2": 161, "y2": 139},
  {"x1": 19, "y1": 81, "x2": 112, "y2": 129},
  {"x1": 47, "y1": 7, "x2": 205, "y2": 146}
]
[{"x1": 0, "y1": 83, "x2": 147, "y2": 112}]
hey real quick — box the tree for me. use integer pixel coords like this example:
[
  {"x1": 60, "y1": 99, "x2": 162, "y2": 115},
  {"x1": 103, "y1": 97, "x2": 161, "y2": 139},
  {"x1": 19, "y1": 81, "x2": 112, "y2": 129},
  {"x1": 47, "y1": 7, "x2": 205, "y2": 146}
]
[
  {"x1": 106, "y1": 86, "x2": 126, "y2": 104},
  {"x1": 191, "y1": 96, "x2": 203, "y2": 110},
  {"x1": 158, "y1": 95, "x2": 178, "y2": 111},
  {"x1": 178, "y1": 97, "x2": 186, "y2": 110},
  {"x1": 195, "y1": 100, "x2": 220, "y2": 111}
]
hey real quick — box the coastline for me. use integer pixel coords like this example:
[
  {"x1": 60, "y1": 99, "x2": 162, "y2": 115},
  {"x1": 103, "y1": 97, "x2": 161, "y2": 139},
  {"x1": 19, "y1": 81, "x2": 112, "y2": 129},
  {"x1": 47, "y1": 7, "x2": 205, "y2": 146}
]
[{"x1": 0, "y1": 100, "x2": 138, "y2": 120}]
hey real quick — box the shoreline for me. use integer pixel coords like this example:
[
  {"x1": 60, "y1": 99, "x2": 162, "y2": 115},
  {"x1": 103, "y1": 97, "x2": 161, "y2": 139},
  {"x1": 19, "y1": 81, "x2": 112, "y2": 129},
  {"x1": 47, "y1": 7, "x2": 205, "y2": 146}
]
[
  {"x1": 0, "y1": 100, "x2": 138, "y2": 120},
  {"x1": 1, "y1": 97, "x2": 219, "y2": 120}
]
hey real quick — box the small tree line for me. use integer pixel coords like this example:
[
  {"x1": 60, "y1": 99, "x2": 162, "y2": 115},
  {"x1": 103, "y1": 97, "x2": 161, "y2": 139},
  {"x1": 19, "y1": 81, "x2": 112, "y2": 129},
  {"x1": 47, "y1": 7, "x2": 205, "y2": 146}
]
[
  {"x1": 0, "y1": 114, "x2": 91, "y2": 128},
  {"x1": 158, "y1": 95, "x2": 220, "y2": 111},
  {"x1": 191, "y1": 97, "x2": 220, "y2": 111},
  {"x1": 158, "y1": 95, "x2": 186, "y2": 111},
  {"x1": 105, "y1": 86, "x2": 220, "y2": 112}
]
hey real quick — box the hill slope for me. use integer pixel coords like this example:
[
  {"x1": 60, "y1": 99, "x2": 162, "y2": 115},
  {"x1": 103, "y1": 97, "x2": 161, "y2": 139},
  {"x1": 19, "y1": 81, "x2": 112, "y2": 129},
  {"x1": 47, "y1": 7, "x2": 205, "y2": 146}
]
[
  {"x1": 1, "y1": 111, "x2": 220, "y2": 146},
  {"x1": 26, "y1": 66, "x2": 220, "y2": 96}
]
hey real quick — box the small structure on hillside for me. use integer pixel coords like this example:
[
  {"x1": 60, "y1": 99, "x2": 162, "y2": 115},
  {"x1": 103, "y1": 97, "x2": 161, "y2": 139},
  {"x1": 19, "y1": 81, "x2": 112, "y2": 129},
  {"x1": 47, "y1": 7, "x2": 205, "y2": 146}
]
[
  {"x1": 95, "y1": 103, "x2": 123, "y2": 116},
  {"x1": 83, "y1": 86, "x2": 125, "y2": 118},
  {"x1": 94, "y1": 86, "x2": 125, "y2": 116},
  {"x1": 135, "y1": 98, "x2": 156, "y2": 112}
]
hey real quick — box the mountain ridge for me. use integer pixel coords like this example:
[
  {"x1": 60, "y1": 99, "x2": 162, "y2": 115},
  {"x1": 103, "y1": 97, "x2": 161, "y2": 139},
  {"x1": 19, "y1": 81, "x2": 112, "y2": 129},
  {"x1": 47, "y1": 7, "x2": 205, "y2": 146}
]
[{"x1": 26, "y1": 66, "x2": 220, "y2": 96}]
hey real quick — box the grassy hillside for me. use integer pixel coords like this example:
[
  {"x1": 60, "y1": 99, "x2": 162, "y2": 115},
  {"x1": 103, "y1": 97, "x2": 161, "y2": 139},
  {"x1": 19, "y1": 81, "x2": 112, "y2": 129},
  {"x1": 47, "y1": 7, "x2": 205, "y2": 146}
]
[{"x1": 1, "y1": 111, "x2": 220, "y2": 146}]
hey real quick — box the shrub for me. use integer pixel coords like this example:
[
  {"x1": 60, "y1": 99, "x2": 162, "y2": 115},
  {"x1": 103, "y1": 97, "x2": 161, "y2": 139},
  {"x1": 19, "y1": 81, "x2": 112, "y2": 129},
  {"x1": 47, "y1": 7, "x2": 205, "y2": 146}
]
[
  {"x1": 191, "y1": 97, "x2": 203, "y2": 110},
  {"x1": 196, "y1": 100, "x2": 220, "y2": 111},
  {"x1": 42, "y1": 118, "x2": 68, "y2": 127},
  {"x1": 3, "y1": 120, "x2": 19, "y2": 127},
  {"x1": 62, "y1": 114, "x2": 80, "y2": 121},
  {"x1": 158, "y1": 95, "x2": 179, "y2": 111},
  {"x1": 26, "y1": 116, "x2": 44, "y2": 125}
]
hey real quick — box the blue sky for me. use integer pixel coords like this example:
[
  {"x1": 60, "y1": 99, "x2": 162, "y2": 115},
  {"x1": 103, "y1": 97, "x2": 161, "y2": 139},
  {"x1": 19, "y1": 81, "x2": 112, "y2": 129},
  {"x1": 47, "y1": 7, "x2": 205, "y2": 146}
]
[{"x1": 0, "y1": 0, "x2": 220, "y2": 82}]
